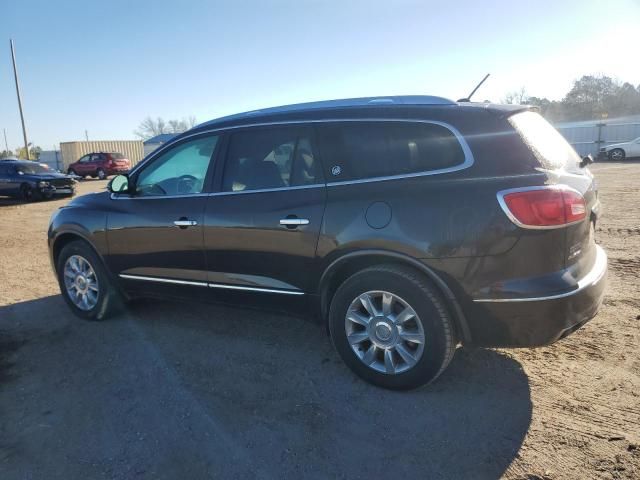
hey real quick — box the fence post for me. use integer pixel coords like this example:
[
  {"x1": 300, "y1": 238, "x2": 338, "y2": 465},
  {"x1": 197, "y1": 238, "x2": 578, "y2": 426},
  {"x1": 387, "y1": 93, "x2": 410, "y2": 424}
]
[{"x1": 596, "y1": 122, "x2": 606, "y2": 157}]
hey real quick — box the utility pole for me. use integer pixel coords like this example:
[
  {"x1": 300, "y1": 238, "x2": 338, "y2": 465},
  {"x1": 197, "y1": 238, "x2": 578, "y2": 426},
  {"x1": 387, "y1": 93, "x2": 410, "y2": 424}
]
[
  {"x1": 3, "y1": 128, "x2": 8, "y2": 152},
  {"x1": 10, "y1": 39, "x2": 30, "y2": 160},
  {"x1": 85, "y1": 130, "x2": 89, "y2": 141}
]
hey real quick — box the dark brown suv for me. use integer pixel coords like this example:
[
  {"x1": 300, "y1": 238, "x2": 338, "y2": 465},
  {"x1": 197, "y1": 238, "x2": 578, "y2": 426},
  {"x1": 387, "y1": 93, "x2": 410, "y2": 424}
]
[{"x1": 48, "y1": 96, "x2": 607, "y2": 389}]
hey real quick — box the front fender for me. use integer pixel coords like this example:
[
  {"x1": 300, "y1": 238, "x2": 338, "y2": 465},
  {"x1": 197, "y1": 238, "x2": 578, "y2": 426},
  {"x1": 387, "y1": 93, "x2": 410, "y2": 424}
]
[{"x1": 48, "y1": 204, "x2": 109, "y2": 273}]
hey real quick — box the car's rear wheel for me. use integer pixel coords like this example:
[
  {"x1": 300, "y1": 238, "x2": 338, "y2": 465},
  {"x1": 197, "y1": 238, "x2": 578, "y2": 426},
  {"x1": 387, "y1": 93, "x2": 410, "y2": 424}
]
[
  {"x1": 56, "y1": 240, "x2": 122, "y2": 320},
  {"x1": 609, "y1": 148, "x2": 625, "y2": 161},
  {"x1": 328, "y1": 264, "x2": 457, "y2": 390},
  {"x1": 97, "y1": 168, "x2": 107, "y2": 180}
]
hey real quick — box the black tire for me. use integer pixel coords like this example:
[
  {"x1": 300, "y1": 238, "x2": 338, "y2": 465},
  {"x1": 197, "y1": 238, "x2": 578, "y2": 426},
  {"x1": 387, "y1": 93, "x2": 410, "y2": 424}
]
[
  {"x1": 56, "y1": 239, "x2": 122, "y2": 321},
  {"x1": 328, "y1": 264, "x2": 457, "y2": 390},
  {"x1": 67, "y1": 168, "x2": 76, "y2": 176},
  {"x1": 20, "y1": 183, "x2": 40, "y2": 201},
  {"x1": 609, "y1": 148, "x2": 625, "y2": 161},
  {"x1": 97, "y1": 168, "x2": 107, "y2": 180}
]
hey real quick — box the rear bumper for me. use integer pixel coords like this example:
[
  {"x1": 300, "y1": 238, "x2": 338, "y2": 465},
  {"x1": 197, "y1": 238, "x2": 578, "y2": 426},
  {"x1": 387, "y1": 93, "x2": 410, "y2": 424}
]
[
  {"x1": 464, "y1": 245, "x2": 607, "y2": 347},
  {"x1": 106, "y1": 166, "x2": 130, "y2": 174}
]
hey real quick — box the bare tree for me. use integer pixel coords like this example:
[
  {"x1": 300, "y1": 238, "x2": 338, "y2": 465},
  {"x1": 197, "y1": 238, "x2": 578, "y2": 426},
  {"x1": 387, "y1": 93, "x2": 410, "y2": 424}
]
[
  {"x1": 503, "y1": 87, "x2": 529, "y2": 105},
  {"x1": 134, "y1": 116, "x2": 197, "y2": 139}
]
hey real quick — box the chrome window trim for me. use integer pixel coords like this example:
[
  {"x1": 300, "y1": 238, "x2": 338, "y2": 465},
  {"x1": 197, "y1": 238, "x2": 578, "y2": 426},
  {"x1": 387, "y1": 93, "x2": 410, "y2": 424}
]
[
  {"x1": 496, "y1": 184, "x2": 586, "y2": 230},
  {"x1": 209, "y1": 183, "x2": 324, "y2": 197},
  {"x1": 129, "y1": 118, "x2": 475, "y2": 185},
  {"x1": 111, "y1": 192, "x2": 210, "y2": 200},
  {"x1": 118, "y1": 273, "x2": 304, "y2": 295},
  {"x1": 474, "y1": 245, "x2": 606, "y2": 303}
]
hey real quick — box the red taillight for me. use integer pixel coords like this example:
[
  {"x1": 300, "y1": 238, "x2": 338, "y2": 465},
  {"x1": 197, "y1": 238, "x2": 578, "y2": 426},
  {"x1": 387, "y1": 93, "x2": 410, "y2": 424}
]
[{"x1": 499, "y1": 186, "x2": 586, "y2": 228}]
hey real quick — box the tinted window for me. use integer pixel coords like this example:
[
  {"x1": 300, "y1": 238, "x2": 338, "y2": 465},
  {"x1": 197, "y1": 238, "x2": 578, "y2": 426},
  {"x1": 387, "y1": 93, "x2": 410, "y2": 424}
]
[
  {"x1": 318, "y1": 122, "x2": 466, "y2": 181},
  {"x1": 222, "y1": 127, "x2": 321, "y2": 192},
  {"x1": 110, "y1": 152, "x2": 125, "y2": 159},
  {"x1": 135, "y1": 135, "x2": 219, "y2": 196}
]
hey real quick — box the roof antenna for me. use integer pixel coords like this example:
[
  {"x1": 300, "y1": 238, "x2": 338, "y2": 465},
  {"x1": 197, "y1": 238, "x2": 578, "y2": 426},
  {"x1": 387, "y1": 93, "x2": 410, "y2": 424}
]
[{"x1": 457, "y1": 73, "x2": 490, "y2": 102}]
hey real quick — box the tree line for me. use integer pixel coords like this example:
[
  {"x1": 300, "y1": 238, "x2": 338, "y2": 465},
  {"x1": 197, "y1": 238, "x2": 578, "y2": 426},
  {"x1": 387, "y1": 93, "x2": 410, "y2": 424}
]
[{"x1": 503, "y1": 75, "x2": 640, "y2": 123}]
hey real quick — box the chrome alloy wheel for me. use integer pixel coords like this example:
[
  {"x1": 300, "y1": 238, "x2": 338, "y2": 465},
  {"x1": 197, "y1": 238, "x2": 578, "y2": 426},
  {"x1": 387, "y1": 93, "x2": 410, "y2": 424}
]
[
  {"x1": 345, "y1": 290, "x2": 425, "y2": 374},
  {"x1": 63, "y1": 255, "x2": 99, "y2": 311}
]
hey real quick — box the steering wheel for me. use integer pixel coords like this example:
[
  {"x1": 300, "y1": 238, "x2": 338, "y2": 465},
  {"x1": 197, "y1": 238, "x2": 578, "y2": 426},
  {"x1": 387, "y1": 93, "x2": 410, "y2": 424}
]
[
  {"x1": 177, "y1": 174, "x2": 199, "y2": 194},
  {"x1": 139, "y1": 183, "x2": 166, "y2": 196}
]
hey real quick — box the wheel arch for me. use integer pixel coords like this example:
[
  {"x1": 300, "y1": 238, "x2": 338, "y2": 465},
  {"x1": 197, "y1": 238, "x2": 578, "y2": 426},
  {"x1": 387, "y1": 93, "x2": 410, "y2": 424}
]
[
  {"x1": 51, "y1": 230, "x2": 107, "y2": 273},
  {"x1": 318, "y1": 250, "x2": 471, "y2": 343}
]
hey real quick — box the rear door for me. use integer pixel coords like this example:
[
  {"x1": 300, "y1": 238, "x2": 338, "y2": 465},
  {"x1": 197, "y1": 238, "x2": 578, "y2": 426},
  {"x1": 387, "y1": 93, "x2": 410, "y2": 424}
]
[
  {"x1": 203, "y1": 125, "x2": 326, "y2": 295},
  {"x1": 0, "y1": 164, "x2": 12, "y2": 195}
]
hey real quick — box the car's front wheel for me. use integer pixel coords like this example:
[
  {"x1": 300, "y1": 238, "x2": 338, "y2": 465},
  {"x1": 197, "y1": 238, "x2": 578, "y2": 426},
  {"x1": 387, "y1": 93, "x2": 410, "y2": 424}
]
[
  {"x1": 97, "y1": 168, "x2": 107, "y2": 180},
  {"x1": 609, "y1": 148, "x2": 625, "y2": 161},
  {"x1": 20, "y1": 184, "x2": 39, "y2": 201},
  {"x1": 329, "y1": 264, "x2": 457, "y2": 390},
  {"x1": 56, "y1": 240, "x2": 122, "y2": 320}
]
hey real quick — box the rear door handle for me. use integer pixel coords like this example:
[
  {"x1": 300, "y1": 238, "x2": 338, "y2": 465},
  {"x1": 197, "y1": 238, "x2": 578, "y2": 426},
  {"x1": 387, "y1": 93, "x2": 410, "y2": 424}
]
[
  {"x1": 279, "y1": 218, "x2": 309, "y2": 226},
  {"x1": 174, "y1": 218, "x2": 198, "y2": 228}
]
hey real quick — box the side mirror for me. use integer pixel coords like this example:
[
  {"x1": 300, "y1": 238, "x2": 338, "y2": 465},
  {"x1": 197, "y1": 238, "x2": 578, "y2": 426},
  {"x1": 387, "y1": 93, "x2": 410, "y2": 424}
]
[
  {"x1": 108, "y1": 174, "x2": 131, "y2": 194},
  {"x1": 580, "y1": 154, "x2": 594, "y2": 168}
]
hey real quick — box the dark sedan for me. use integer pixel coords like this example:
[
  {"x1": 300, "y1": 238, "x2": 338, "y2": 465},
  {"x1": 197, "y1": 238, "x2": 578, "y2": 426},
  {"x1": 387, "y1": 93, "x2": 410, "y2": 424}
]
[{"x1": 0, "y1": 159, "x2": 76, "y2": 200}]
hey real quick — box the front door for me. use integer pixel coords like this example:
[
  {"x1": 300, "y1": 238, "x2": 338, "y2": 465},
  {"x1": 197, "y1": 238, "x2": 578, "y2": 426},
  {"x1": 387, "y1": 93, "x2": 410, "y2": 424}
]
[
  {"x1": 107, "y1": 134, "x2": 220, "y2": 295},
  {"x1": 204, "y1": 125, "x2": 326, "y2": 296}
]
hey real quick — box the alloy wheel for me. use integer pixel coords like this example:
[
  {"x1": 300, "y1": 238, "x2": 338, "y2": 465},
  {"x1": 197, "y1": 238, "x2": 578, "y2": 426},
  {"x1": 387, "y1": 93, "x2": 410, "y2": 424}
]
[
  {"x1": 610, "y1": 149, "x2": 624, "y2": 161},
  {"x1": 345, "y1": 290, "x2": 425, "y2": 374},
  {"x1": 63, "y1": 255, "x2": 99, "y2": 311}
]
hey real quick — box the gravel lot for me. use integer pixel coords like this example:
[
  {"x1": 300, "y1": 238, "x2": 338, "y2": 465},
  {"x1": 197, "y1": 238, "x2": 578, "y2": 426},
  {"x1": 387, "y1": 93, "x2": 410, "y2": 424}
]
[{"x1": 1, "y1": 163, "x2": 639, "y2": 479}]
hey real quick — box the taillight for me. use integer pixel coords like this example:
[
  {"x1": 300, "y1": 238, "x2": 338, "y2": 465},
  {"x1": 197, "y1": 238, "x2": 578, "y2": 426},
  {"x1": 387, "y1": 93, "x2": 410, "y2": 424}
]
[{"x1": 498, "y1": 186, "x2": 586, "y2": 228}]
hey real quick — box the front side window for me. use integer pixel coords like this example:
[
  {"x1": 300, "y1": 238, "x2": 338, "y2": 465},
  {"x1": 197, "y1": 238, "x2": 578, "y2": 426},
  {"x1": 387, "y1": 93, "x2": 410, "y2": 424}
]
[
  {"x1": 135, "y1": 135, "x2": 219, "y2": 196},
  {"x1": 222, "y1": 127, "x2": 321, "y2": 192},
  {"x1": 318, "y1": 121, "x2": 466, "y2": 182}
]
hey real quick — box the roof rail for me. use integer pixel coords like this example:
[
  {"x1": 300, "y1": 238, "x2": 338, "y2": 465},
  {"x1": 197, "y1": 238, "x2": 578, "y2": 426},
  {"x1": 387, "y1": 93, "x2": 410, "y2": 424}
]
[{"x1": 201, "y1": 95, "x2": 456, "y2": 126}]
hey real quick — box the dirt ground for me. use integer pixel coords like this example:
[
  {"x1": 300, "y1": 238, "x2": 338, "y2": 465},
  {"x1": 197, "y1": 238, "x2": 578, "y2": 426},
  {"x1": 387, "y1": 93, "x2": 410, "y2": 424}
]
[{"x1": 0, "y1": 163, "x2": 639, "y2": 479}]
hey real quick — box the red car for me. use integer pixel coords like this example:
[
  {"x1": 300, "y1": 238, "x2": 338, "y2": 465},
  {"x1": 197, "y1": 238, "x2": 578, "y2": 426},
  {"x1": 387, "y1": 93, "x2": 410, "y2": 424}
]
[{"x1": 67, "y1": 152, "x2": 131, "y2": 180}]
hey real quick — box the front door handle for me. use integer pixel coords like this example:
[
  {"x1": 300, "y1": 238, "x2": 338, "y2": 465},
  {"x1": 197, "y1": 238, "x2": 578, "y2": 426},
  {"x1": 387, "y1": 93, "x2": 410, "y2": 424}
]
[
  {"x1": 174, "y1": 218, "x2": 198, "y2": 228},
  {"x1": 280, "y1": 218, "x2": 309, "y2": 227}
]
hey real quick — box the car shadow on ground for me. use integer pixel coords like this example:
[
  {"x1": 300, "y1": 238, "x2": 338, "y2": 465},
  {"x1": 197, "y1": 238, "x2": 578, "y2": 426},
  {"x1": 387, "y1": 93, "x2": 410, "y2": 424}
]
[{"x1": 1, "y1": 295, "x2": 532, "y2": 479}]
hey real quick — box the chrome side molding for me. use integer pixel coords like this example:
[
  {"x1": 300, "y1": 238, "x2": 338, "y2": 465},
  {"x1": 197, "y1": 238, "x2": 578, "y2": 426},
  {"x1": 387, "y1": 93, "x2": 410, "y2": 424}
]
[{"x1": 118, "y1": 273, "x2": 304, "y2": 295}]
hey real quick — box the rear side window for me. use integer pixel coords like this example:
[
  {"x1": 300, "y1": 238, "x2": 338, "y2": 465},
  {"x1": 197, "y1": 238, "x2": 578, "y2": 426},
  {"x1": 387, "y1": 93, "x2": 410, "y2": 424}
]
[
  {"x1": 110, "y1": 152, "x2": 126, "y2": 160},
  {"x1": 509, "y1": 112, "x2": 581, "y2": 170},
  {"x1": 222, "y1": 127, "x2": 322, "y2": 192},
  {"x1": 317, "y1": 121, "x2": 466, "y2": 182}
]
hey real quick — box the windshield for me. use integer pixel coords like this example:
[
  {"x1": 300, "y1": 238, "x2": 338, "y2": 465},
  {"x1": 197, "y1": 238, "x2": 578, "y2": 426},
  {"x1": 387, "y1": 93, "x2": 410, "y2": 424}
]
[
  {"x1": 16, "y1": 163, "x2": 50, "y2": 174},
  {"x1": 509, "y1": 111, "x2": 582, "y2": 171}
]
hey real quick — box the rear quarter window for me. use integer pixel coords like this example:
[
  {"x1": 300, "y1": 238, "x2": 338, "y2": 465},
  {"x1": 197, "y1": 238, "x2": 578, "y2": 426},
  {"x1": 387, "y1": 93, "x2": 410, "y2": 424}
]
[
  {"x1": 508, "y1": 111, "x2": 581, "y2": 171},
  {"x1": 318, "y1": 121, "x2": 467, "y2": 182}
]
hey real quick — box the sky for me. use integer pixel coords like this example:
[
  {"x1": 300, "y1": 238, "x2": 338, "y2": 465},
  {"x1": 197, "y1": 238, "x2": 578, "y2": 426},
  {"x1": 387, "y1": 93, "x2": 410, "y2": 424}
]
[{"x1": 1, "y1": 0, "x2": 640, "y2": 151}]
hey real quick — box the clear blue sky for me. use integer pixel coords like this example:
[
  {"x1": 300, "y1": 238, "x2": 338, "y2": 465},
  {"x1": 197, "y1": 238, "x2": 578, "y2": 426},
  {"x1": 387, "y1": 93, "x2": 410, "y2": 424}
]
[{"x1": 2, "y1": 0, "x2": 639, "y2": 150}]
